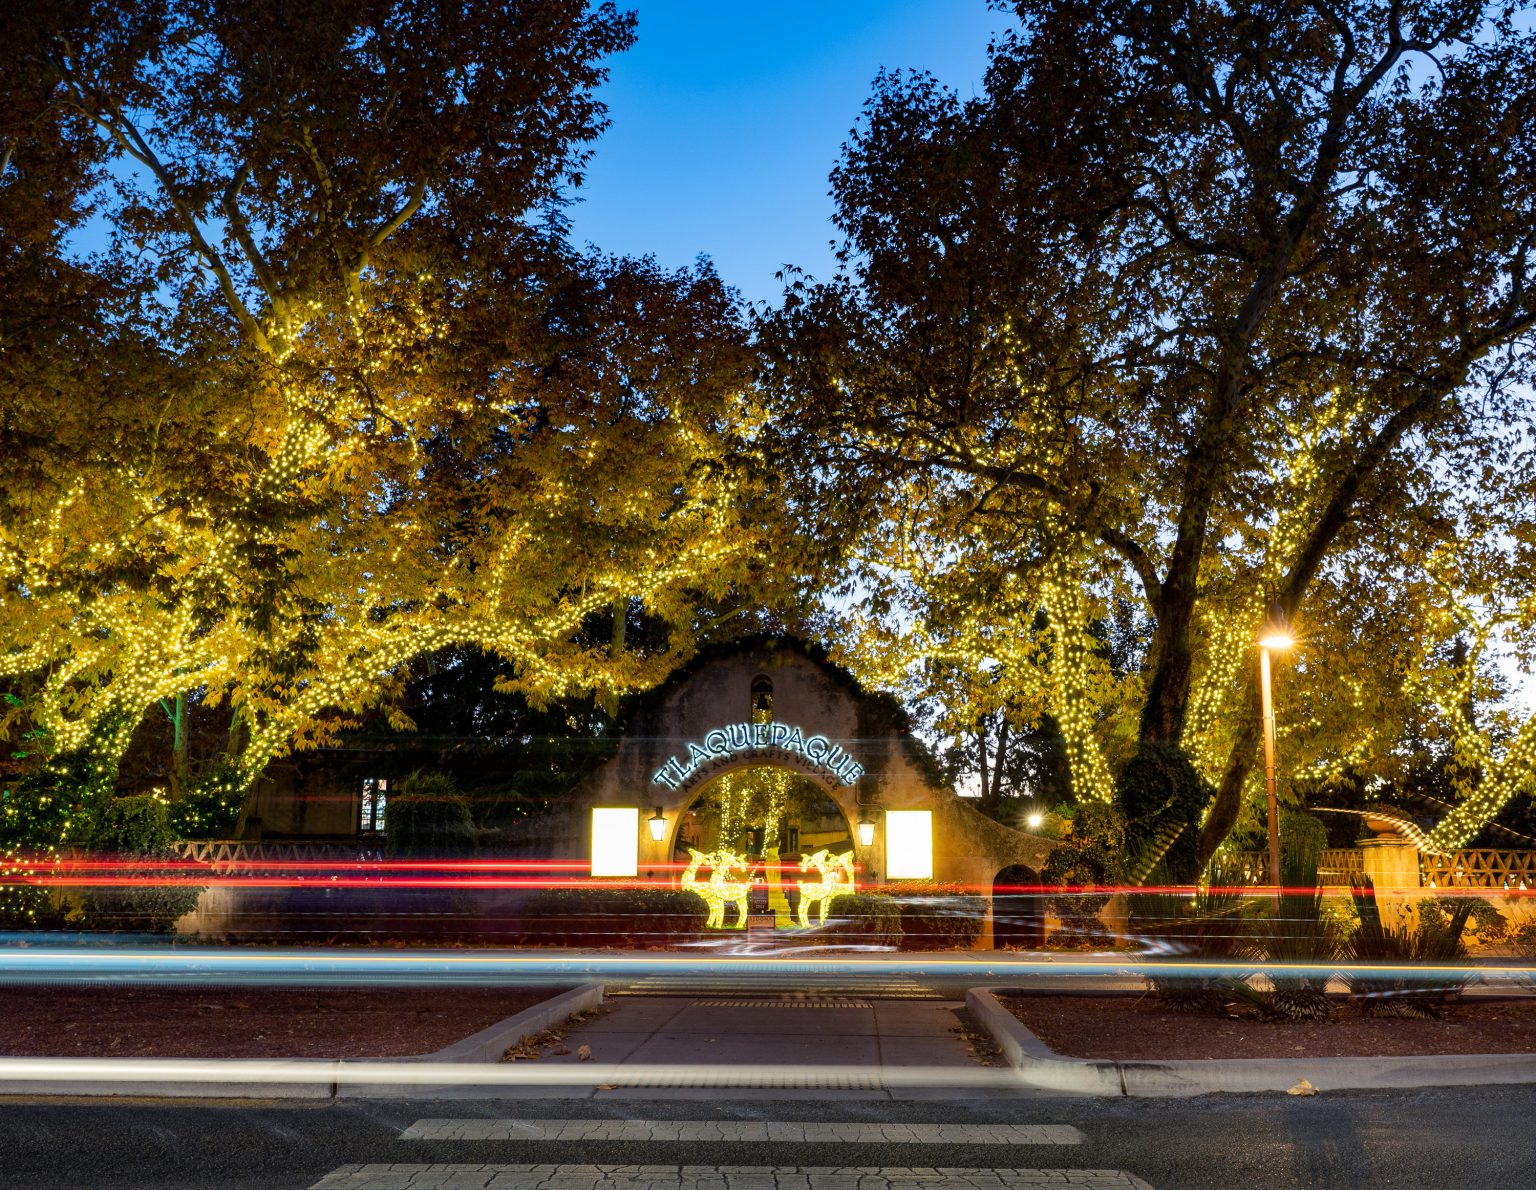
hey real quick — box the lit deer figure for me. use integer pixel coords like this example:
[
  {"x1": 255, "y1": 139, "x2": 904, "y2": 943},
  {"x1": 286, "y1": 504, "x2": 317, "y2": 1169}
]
[
  {"x1": 797, "y1": 848, "x2": 856, "y2": 928},
  {"x1": 681, "y1": 848, "x2": 758, "y2": 929}
]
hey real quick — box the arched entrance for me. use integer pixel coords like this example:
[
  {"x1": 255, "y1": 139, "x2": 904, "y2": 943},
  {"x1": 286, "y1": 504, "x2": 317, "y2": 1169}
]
[
  {"x1": 991, "y1": 864, "x2": 1047, "y2": 948},
  {"x1": 671, "y1": 764, "x2": 858, "y2": 929}
]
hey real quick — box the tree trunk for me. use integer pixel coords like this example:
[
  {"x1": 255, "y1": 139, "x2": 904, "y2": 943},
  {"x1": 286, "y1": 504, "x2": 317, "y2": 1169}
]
[
  {"x1": 160, "y1": 693, "x2": 189, "y2": 798},
  {"x1": 602, "y1": 596, "x2": 627, "y2": 718},
  {"x1": 977, "y1": 715, "x2": 993, "y2": 815},
  {"x1": 171, "y1": 692, "x2": 188, "y2": 797},
  {"x1": 1197, "y1": 677, "x2": 1264, "y2": 868}
]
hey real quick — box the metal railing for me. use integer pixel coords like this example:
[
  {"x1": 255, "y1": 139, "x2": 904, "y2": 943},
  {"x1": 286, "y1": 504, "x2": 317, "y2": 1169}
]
[{"x1": 172, "y1": 839, "x2": 385, "y2": 875}]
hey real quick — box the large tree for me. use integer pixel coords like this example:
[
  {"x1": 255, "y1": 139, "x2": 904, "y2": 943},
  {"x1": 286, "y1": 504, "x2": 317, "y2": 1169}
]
[
  {"x1": 764, "y1": 0, "x2": 1536, "y2": 866},
  {"x1": 0, "y1": 0, "x2": 767, "y2": 844}
]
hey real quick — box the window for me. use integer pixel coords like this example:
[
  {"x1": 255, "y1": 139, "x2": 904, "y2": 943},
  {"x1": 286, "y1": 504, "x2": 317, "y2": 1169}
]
[
  {"x1": 750, "y1": 674, "x2": 774, "y2": 724},
  {"x1": 360, "y1": 777, "x2": 389, "y2": 833}
]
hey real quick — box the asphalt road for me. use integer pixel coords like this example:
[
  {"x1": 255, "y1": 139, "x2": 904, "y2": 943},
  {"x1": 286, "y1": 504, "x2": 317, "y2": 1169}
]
[{"x1": 0, "y1": 1085, "x2": 1529, "y2": 1190}]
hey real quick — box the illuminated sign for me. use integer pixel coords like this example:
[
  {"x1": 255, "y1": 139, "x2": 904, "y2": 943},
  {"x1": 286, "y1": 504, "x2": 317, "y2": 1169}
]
[
  {"x1": 590, "y1": 807, "x2": 639, "y2": 877},
  {"x1": 651, "y1": 722, "x2": 865, "y2": 790},
  {"x1": 885, "y1": 810, "x2": 933, "y2": 879}
]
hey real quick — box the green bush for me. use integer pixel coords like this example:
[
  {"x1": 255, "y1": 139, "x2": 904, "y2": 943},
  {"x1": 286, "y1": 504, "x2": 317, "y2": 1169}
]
[
  {"x1": 863, "y1": 883, "x2": 984, "y2": 949},
  {"x1": 0, "y1": 862, "x2": 64, "y2": 929},
  {"x1": 1042, "y1": 803, "x2": 1126, "y2": 946},
  {"x1": 386, "y1": 771, "x2": 475, "y2": 856},
  {"x1": 1243, "y1": 843, "x2": 1343, "y2": 1022},
  {"x1": 519, "y1": 887, "x2": 708, "y2": 947},
  {"x1": 1129, "y1": 856, "x2": 1258, "y2": 1013},
  {"x1": 817, "y1": 892, "x2": 903, "y2": 947},
  {"x1": 78, "y1": 794, "x2": 202, "y2": 933},
  {"x1": 1116, "y1": 742, "x2": 1210, "y2": 884},
  {"x1": 167, "y1": 761, "x2": 245, "y2": 839}
]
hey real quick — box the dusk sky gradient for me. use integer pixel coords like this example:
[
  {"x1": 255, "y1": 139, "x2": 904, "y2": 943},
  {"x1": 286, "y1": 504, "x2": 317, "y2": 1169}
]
[{"x1": 564, "y1": 1, "x2": 1016, "y2": 307}]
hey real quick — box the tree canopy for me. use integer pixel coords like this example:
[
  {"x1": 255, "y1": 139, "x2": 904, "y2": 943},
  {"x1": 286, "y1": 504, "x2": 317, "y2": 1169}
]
[
  {"x1": 762, "y1": 0, "x2": 1536, "y2": 860},
  {"x1": 4, "y1": 0, "x2": 1536, "y2": 871},
  {"x1": 0, "y1": 0, "x2": 772, "y2": 848}
]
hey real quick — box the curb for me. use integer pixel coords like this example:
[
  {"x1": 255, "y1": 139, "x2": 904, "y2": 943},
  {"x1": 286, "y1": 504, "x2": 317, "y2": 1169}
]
[
  {"x1": 0, "y1": 982, "x2": 605, "y2": 1101},
  {"x1": 414, "y1": 982, "x2": 606, "y2": 1064},
  {"x1": 338, "y1": 982, "x2": 606, "y2": 1098},
  {"x1": 967, "y1": 986, "x2": 1536, "y2": 1097}
]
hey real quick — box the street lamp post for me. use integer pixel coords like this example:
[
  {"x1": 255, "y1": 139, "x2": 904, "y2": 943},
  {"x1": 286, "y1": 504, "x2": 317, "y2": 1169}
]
[{"x1": 1258, "y1": 617, "x2": 1294, "y2": 890}]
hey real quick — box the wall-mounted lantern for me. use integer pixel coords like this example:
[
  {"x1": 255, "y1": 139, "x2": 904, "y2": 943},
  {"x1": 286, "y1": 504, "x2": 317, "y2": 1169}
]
[{"x1": 648, "y1": 805, "x2": 667, "y2": 842}]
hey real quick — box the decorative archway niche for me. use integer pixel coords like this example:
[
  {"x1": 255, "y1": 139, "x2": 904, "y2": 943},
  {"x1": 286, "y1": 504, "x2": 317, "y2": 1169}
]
[
  {"x1": 555, "y1": 637, "x2": 1054, "y2": 944},
  {"x1": 668, "y1": 762, "x2": 856, "y2": 862},
  {"x1": 669, "y1": 763, "x2": 858, "y2": 926}
]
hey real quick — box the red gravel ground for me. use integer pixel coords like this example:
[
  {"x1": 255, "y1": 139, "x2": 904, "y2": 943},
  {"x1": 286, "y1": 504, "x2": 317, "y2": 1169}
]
[
  {"x1": 0, "y1": 984, "x2": 570, "y2": 1059},
  {"x1": 1003, "y1": 993, "x2": 1536, "y2": 1060}
]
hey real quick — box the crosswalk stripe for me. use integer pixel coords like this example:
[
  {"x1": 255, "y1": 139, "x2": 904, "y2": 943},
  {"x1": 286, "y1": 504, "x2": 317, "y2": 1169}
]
[
  {"x1": 311, "y1": 1164, "x2": 1153, "y2": 1189},
  {"x1": 399, "y1": 1120, "x2": 1084, "y2": 1144}
]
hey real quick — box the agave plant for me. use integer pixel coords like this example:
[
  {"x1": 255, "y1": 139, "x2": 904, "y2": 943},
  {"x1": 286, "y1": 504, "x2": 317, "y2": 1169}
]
[
  {"x1": 1346, "y1": 882, "x2": 1475, "y2": 1018},
  {"x1": 1223, "y1": 816, "x2": 1343, "y2": 1023},
  {"x1": 1129, "y1": 855, "x2": 1259, "y2": 1014}
]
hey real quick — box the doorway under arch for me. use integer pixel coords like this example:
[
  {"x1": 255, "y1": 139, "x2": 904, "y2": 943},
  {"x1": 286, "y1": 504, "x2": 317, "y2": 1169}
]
[{"x1": 991, "y1": 864, "x2": 1047, "y2": 948}]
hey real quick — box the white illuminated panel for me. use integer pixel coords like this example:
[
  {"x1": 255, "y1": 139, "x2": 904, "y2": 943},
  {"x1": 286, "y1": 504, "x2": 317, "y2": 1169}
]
[
  {"x1": 885, "y1": 810, "x2": 933, "y2": 879},
  {"x1": 590, "y1": 807, "x2": 639, "y2": 877}
]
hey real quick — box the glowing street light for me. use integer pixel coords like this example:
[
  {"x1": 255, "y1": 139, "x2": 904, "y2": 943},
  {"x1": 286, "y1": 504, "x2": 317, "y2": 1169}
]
[{"x1": 1258, "y1": 607, "x2": 1293, "y2": 890}]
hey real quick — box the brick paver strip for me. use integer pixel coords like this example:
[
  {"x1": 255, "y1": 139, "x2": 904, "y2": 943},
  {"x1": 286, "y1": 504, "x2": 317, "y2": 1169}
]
[
  {"x1": 311, "y1": 1166, "x2": 1151, "y2": 1190},
  {"x1": 400, "y1": 1122, "x2": 1083, "y2": 1145}
]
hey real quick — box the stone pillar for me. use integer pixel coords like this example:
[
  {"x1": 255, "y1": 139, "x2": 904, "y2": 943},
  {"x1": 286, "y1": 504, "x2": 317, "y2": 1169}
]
[{"x1": 1358, "y1": 836, "x2": 1422, "y2": 930}]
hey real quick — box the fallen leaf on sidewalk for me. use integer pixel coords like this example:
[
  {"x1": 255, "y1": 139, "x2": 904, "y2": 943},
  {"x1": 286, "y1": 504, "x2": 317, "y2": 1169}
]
[
  {"x1": 1287, "y1": 1078, "x2": 1318, "y2": 1096},
  {"x1": 577, "y1": 1044, "x2": 592, "y2": 1061}
]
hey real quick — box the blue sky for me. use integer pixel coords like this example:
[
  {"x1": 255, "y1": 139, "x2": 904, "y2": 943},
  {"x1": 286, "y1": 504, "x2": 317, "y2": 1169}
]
[{"x1": 564, "y1": 1, "x2": 1015, "y2": 307}]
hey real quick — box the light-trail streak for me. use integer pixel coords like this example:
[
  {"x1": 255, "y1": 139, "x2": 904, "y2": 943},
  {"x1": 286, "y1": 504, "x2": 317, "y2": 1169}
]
[
  {"x1": 0, "y1": 944, "x2": 1531, "y2": 988},
  {"x1": 0, "y1": 1058, "x2": 1019, "y2": 1092}
]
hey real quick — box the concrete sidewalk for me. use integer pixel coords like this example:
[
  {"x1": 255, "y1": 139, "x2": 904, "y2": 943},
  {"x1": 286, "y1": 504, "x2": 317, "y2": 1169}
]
[
  {"x1": 550, "y1": 996, "x2": 980, "y2": 1069},
  {"x1": 0, "y1": 985, "x2": 1024, "y2": 1101}
]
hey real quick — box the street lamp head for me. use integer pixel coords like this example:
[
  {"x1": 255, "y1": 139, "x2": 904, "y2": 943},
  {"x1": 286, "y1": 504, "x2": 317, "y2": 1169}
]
[{"x1": 1258, "y1": 601, "x2": 1293, "y2": 652}]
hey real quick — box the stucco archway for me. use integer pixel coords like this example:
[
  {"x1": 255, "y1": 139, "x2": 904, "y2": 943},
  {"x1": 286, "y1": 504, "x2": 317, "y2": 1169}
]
[{"x1": 518, "y1": 638, "x2": 1056, "y2": 944}]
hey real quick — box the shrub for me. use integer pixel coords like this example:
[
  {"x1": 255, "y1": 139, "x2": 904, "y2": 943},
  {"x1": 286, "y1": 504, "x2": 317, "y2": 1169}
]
[
  {"x1": 1042, "y1": 803, "x2": 1126, "y2": 947},
  {"x1": 1116, "y1": 742, "x2": 1210, "y2": 884},
  {"x1": 77, "y1": 794, "x2": 202, "y2": 933},
  {"x1": 167, "y1": 761, "x2": 245, "y2": 839},
  {"x1": 0, "y1": 867, "x2": 63, "y2": 929},
  {"x1": 816, "y1": 892, "x2": 903, "y2": 947},
  {"x1": 1129, "y1": 856, "x2": 1258, "y2": 1013},
  {"x1": 862, "y1": 883, "x2": 984, "y2": 949},
  {"x1": 518, "y1": 887, "x2": 708, "y2": 947},
  {"x1": 386, "y1": 771, "x2": 475, "y2": 856},
  {"x1": 1241, "y1": 843, "x2": 1343, "y2": 1022}
]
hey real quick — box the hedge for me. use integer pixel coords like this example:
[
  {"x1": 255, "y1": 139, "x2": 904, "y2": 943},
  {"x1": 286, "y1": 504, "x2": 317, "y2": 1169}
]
[
  {"x1": 518, "y1": 887, "x2": 708, "y2": 948},
  {"x1": 861, "y1": 882, "x2": 985, "y2": 949},
  {"x1": 78, "y1": 794, "x2": 202, "y2": 933},
  {"x1": 811, "y1": 892, "x2": 903, "y2": 947}
]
